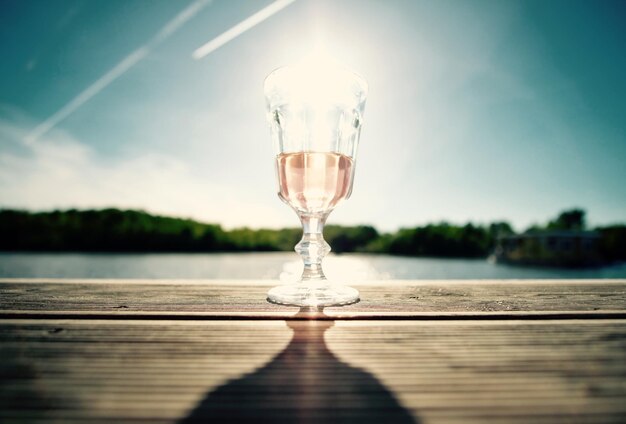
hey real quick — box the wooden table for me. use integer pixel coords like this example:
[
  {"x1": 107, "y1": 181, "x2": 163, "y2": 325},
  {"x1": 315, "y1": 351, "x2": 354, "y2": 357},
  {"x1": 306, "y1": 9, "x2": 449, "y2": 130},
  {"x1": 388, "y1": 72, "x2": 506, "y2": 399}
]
[{"x1": 1, "y1": 279, "x2": 625, "y2": 423}]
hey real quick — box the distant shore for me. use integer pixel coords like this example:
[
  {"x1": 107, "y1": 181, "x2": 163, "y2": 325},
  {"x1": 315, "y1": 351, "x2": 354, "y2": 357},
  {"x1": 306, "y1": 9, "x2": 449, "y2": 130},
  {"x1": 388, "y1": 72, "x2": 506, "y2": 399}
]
[{"x1": 1, "y1": 208, "x2": 624, "y2": 266}]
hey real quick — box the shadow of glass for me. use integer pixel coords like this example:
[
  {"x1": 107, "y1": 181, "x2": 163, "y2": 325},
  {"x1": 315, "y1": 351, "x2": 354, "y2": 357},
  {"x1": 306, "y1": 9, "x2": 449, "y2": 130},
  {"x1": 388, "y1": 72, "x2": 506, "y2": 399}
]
[{"x1": 179, "y1": 308, "x2": 418, "y2": 423}]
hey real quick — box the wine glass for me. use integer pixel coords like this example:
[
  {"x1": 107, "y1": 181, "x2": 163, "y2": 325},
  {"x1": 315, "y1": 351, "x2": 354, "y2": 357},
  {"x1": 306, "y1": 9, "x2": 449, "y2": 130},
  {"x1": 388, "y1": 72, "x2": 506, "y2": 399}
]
[{"x1": 264, "y1": 62, "x2": 368, "y2": 307}]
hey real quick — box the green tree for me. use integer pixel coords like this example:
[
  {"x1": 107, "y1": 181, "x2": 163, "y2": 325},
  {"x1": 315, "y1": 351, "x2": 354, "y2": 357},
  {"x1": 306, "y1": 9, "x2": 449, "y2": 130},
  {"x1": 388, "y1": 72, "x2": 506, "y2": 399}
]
[
  {"x1": 324, "y1": 225, "x2": 379, "y2": 253},
  {"x1": 547, "y1": 209, "x2": 586, "y2": 231}
]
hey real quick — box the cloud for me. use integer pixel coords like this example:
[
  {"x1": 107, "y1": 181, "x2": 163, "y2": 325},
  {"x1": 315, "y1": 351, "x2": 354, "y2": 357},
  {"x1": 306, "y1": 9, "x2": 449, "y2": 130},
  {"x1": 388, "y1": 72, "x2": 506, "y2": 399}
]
[{"x1": 0, "y1": 113, "x2": 284, "y2": 228}]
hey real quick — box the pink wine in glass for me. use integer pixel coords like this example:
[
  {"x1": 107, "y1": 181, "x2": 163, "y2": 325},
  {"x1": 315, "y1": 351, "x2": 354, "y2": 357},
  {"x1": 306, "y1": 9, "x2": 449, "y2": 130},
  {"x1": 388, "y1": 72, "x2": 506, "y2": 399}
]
[
  {"x1": 264, "y1": 62, "x2": 367, "y2": 307},
  {"x1": 276, "y1": 152, "x2": 354, "y2": 214}
]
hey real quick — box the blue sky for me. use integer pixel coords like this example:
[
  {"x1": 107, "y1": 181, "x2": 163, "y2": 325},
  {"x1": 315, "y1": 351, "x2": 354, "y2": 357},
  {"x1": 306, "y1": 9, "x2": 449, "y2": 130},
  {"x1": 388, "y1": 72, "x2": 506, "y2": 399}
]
[{"x1": 0, "y1": 0, "x2": 625, "y2": 231}]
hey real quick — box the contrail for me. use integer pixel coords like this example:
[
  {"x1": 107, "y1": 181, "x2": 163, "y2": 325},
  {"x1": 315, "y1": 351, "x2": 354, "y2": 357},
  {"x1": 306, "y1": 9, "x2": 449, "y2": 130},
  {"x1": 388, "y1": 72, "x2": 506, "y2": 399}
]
[
  {"x1": 192, "y1": 0, "x2": 296, "y2": 60},
  {"x1": 25, "y1": 0, "x2": 212, "y2": 144}
]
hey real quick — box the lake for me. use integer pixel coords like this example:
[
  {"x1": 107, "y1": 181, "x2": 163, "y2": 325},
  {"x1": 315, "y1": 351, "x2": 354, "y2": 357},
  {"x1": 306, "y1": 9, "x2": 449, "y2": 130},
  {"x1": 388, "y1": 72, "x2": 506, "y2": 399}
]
[{"x1": 1, "y1": 252, "x2": 625, "y2": 280}]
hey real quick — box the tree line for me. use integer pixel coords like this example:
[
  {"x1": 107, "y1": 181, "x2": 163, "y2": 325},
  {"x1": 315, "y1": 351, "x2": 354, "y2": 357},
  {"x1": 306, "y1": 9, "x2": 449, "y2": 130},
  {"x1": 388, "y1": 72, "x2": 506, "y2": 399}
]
[{"x1": 0, "y1": 208, "x2": 624, "y2": 261}]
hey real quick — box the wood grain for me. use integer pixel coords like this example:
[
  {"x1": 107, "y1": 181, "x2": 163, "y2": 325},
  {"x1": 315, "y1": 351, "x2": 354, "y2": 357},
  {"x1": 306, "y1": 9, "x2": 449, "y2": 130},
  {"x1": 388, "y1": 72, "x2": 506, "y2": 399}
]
[
  {"x1": 1, "y1": 319, "x2": 625, "y2": 423},
  {"x1": 1, "y1": 279, "x2": 625, "y2": 318},
  {"x1": 1, "y1": 279, "x2": 625, "y2": 423}
]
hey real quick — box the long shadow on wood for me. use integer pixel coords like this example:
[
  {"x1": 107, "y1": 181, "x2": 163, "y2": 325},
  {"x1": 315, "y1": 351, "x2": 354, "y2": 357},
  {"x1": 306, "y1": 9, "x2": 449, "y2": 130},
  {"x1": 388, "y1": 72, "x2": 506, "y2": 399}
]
[{"x1": 180, "y1": 308, "x2": 418, "y2": 423}]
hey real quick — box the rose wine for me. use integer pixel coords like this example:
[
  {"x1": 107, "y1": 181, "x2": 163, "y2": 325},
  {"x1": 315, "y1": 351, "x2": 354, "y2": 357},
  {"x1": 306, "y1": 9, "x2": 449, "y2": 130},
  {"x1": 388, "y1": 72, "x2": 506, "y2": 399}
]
[{"x1": 276, "y1": 152, "x2": 354, "y2": 214}]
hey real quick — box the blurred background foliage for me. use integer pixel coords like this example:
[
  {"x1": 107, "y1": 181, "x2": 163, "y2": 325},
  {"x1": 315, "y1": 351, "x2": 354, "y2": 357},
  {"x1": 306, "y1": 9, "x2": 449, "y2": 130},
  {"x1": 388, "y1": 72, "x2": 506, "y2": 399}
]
[{"x1": 0, "y1": 208, "x2": 624, "y2": 262}]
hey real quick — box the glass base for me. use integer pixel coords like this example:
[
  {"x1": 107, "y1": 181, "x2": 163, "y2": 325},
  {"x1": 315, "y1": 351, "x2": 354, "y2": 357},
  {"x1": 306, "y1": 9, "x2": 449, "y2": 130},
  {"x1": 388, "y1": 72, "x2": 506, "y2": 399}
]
[{"x1": 267, "y1": 282, "x2": 359, "y2": 307}]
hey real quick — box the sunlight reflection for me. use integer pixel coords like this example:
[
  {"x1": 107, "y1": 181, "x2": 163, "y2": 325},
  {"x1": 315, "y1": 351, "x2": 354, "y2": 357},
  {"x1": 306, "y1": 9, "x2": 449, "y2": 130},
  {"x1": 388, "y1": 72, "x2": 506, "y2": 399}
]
[
  {"x1": 279, "y1": 254, "x2": 390, "y2": 283},
  {"x1": 266, "y1": 49, "x2": 367, "y2": 112}
]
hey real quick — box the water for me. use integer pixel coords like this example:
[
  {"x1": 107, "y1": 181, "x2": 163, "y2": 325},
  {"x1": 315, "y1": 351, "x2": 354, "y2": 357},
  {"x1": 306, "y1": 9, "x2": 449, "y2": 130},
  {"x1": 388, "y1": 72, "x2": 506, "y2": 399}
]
[{"x1": 1, "y1": 252, "x2": 625, "y2": 280}]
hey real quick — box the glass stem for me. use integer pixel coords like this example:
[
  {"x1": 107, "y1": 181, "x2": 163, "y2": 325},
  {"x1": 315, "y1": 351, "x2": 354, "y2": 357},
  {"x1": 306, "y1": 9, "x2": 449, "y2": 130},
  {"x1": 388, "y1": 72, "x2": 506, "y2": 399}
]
[{"x1": 296, "y1": 213, "x2": 331, "y2": 282}]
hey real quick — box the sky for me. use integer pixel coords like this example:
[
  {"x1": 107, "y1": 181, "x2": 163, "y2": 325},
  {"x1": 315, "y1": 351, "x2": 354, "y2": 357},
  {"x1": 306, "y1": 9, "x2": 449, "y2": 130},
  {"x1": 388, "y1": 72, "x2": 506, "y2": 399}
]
[{"x1": 0, "y1": 0, "x2": 625, "y2": 232}]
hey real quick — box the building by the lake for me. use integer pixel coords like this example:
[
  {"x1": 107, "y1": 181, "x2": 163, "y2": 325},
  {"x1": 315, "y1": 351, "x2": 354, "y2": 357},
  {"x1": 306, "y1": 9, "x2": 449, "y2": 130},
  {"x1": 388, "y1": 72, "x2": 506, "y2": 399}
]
[{"x1": 494, "y1": 231, "x2": 602, "y2": 267}]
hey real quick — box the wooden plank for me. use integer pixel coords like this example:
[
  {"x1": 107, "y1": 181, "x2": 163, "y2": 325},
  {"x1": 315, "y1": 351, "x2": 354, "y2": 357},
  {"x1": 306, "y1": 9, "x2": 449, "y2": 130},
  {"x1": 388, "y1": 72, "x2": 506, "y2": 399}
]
[
  {"x1": 1, "y1": 319, "x2": 625, "y2": 423},
  {"x1": 2, "y1": 280, "x2": 625, "y2": 422},
  {"x1": 1, "y1": 279, "x2": 625, "y2": 318}
]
